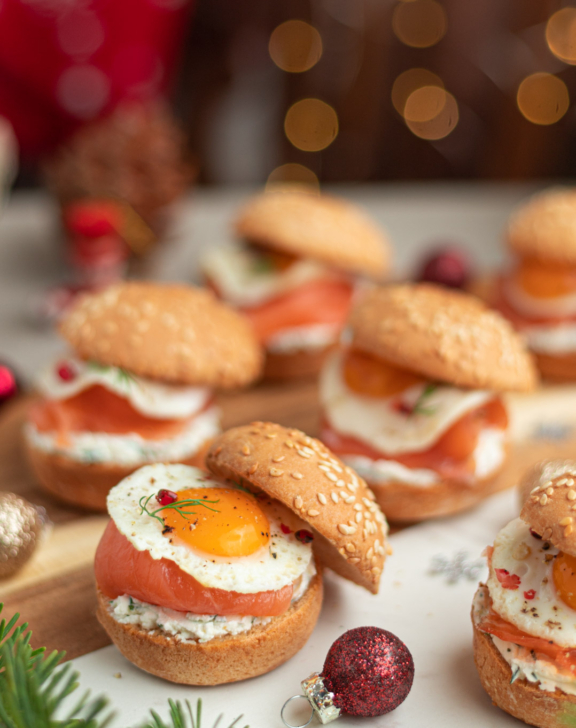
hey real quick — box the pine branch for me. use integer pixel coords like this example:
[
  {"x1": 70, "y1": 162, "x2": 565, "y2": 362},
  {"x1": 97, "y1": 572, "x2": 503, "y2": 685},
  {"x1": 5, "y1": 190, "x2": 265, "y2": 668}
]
[{"x1": 0, "y1": 605, "x2": 250, "y2": 728}]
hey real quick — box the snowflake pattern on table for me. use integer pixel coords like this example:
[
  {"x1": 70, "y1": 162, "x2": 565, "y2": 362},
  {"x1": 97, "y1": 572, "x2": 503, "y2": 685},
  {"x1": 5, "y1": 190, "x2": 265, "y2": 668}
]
[{"x1": 429, "y1": 550, "x2": 485, "y2": 584}]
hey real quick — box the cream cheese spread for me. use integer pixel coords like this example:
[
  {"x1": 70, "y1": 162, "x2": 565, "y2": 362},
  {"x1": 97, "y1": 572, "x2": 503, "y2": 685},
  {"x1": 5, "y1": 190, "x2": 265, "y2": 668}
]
[
  {"x1": 107, "y1": 560, "x2": 317, "y2": 644},
  {"x1": 25, "y1": 406, "x2": 220, "y2": 466}
]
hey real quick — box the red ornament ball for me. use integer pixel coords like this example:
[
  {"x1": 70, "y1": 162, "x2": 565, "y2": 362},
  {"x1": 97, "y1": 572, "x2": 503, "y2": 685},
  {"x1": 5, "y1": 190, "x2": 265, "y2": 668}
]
[
  {"x1": 321, "y1": 626, "x2": 414, "y2": 717},
  {"x1": 417, "y1": 245, "x2": 471, "y2": 290},
  {"x1": 0, "y1": 363, "x2": 19, "y2": 408},
  {"x1": 56, "y1": 361, "x2": 77, "y2": 382}
]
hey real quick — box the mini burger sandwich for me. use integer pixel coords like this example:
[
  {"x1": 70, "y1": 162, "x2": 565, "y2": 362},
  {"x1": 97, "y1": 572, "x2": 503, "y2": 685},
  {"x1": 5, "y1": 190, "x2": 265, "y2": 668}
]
[
  {"x1": 497, "y1": 188, "x2": 576, "y2": 381},
  {"x1": 472, "y1": 467, "x2": 576, "y2": 727},
  {"x1": 319, "y1": 284, "x2": 538, "y2": 522},
  {"x1": 25, "y1": 282, "x2": 262, "y2": 511},
  {"x1": 201, "y1": 189, "x2": 391, "y2": 379},
  {"x1": 95, "y1": 422, "x2": 388, "y2": 685}
]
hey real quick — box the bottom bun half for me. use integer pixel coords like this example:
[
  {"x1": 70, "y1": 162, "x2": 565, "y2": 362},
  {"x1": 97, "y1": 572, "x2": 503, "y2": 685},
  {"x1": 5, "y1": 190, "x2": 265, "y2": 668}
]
[
  {"x1": 263, "y1": 345, "x2": 336, "y2": 381},
  {"x1": 535, "y1": 352, "x2": 576, "y2": 383},
  {"x1": 473, "y1": 619, "x2": 576, "y2": 728},
  {"x1": 368, "y1": 469, "x2": 507, "y2": 523},
  {"x1": 25, "y1": 440, "x2": 212, "y2": 512},
  {"x1": 96, "y1": 570, "x2": 323, "y2": 685}
]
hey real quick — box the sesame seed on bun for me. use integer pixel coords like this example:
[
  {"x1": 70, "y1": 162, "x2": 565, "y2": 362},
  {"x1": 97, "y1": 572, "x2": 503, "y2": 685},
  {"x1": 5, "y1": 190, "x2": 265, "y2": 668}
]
[
  {"x1": 507, "y1": 188, "x2": 576, "y2": 265},
  {"x1": 59, "y1": 282, "x2": 263, "y2": 387},
  {"x1": 521, "y1": 470, "x2": 576, "y2": 555},
  {"x1": 234, "y1": 189, "x2": 391, "y2": 278},
  {"x1": 517, "y1": 459, "x2": 576, "y2": 509},
  {"x1": 206, "y1": 421, "x2": 389, "y2": 594},
  {"x1": 348, "y1": 284, "x2": 537, "y2": 392}
]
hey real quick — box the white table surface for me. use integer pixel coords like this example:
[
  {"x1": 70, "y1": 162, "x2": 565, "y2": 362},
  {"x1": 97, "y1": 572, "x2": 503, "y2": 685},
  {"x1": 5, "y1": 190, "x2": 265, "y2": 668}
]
[{"x1": 0, "y1": 182, "x2": 541, "y2": 382}]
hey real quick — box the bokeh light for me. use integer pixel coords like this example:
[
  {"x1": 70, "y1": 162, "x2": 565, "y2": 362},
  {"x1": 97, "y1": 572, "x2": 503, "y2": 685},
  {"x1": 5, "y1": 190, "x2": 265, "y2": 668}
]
[
  {"x1": 404, "y1": 87, "x2": 458, "y2": 140},
  {"x1": 269, "y1": 20, "x2": 323, "y2": 73},
  {"x1": 517, "y1": 73, "x2": 569, "y2": 125},
  {"x1": 546, "y1": 8, "x2": 576, "y2": 65},
  {"x1": 392, "y1": 0, "x2": 447, "y2": 49},
  {"x1": 284, "y1": 98, "x2": 339, "y2": 152},
  {"x1": 392, "y1": 68, "x2": 444, "y2": 115},
  {"x1": 266, "y1": 163, "x2": 320, "y2": 190}
]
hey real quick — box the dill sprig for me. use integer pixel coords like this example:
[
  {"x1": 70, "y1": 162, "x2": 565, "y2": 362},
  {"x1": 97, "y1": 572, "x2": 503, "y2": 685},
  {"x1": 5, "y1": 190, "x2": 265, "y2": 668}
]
[
  {"x1": 87, "y1": 361, "x2": 138, "y2": 389},
  {"x1": 139, "y1": 494, "x2": 220, "y2": 526},
  {"x1": 411, "y1": 383, "x2": 438, "y2": 416},
  {"x1": 0, "y1": 604, "x2": 250, "y2": 728}
]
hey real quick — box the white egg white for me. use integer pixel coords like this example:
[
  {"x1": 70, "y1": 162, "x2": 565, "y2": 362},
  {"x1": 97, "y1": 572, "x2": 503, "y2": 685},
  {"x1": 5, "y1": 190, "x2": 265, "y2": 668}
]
[
  {"x1": 488, "y1": 517, "x2": 576, "y2": 648},
  {"x1": 37, "y1": 357, "x2": 211, "y2": 420},
  {"x1": 201, "y1": 241, "x2": 333, "y2": 308},
  {"x1": 320, "y1": 351, "x2": 499, "y2": 456},
  {"x1": 108, "y1": 463, "x2": 314, "y2": 594}
]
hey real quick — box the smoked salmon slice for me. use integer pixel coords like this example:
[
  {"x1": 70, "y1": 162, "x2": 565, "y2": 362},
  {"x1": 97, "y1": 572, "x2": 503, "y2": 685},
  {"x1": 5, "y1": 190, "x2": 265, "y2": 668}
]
[{"x1": 95, "y1": 521, "x2": 294, "y2": 617}]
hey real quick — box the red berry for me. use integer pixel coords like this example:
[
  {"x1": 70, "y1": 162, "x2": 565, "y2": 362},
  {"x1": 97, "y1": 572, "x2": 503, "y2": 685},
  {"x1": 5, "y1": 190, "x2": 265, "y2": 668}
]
[
  {"x1": 280, "y1": 523, "x2": 292, "y2": 534},
  {"x1": 524, "y1": 589, "x2": 536, "y2": 600},
  {"x1": 295, "y1": 529, "x2": 314, "y2": 544},
  {"x1": 156, "y1": 489, "x2": 178, "y2": 506},
  {"x1": 57, "y1": 362, "x2": 76, "y2": 382},
  {"x1": 417, "y1": 246, "x2": 471, "y2": 290}
]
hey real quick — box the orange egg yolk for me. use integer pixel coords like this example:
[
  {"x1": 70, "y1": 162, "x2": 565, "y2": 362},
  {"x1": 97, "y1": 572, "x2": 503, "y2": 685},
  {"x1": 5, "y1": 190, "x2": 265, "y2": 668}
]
[
  {"x1": 515, "y1": 256, "x2": 576, "y2": 299},
  {"x1": 343, "y1": 349, "x2": 424, "y2": 398},
  {"x1": 161, "y1": 488, "x2": 270, "y2": 558},
  {"x1": 553, "y1": 552, "x2": 576, "y2": 610}
]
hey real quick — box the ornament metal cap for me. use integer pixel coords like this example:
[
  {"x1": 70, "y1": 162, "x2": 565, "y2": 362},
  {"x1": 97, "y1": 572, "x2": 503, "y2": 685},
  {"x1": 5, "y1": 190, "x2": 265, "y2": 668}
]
[{"x1": 281, "y1": 673, "x2": 341, "y2": 727}]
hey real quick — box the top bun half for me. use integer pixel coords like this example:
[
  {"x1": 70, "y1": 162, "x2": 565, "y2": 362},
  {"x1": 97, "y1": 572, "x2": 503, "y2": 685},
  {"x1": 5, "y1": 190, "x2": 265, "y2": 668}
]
[
  {"x1": 234, "y1": 189, "x2": 391, "y2": 279},
  {"x1": 206, "y1": 421, "x2": 389, "y2": 594},
  {"x1": 60, "y1": 282, "x2": 263, "y2": 388},
  {"x1": 348, "y1": 284, "x2": 537, "y2": 392}
]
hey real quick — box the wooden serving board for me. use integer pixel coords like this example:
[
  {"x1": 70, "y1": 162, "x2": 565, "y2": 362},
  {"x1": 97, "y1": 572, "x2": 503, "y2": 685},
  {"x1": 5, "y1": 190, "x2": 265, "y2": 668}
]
[{"x1": 2, "y1": 379, "x2": 576, "y2": 660}]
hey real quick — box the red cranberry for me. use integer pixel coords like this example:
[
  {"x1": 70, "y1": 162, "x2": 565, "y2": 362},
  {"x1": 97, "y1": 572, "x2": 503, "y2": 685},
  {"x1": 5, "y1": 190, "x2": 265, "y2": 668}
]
[
  {"x1": 417, "y1": 246, "x2": 471, "y2": 290},
  {"x1": 156, "y1": 489, "x2": 178, "y2": 506},
  {"x1": 57, "y1": 362, "x2": 76, "y2": 382},
  {"x1": 295, "y1": 529, "x2": 314, "y2": 544}
]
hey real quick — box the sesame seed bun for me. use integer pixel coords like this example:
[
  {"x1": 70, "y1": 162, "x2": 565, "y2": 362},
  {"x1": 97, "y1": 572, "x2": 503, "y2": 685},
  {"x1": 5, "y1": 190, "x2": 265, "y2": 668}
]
[
  {"x1": 472, "y1": 589, "x2": 576, "y2": 728},
  {"x1": 349, "y1": 284, "x2": 537, "y2": 392},
  {"x1": 25, "y1": 438, "x2": 210, "y2": 511},
  {"x1": 234, "y1": 190, "x2": 391, "y2": 278},
  {"x1": 507, "y1": 188, "x2": 576, "y2": 265},
  {"x1": 517, "y1": 459, "x2": 576, "y2": 509},
  {"x1": 521, "y1": 471, "x2": 576, "y2": 554},
  {"x1": 366, "y1": 466, "x2": 509, "y2": 523},
  {"x1": 263, "y1": 344, "x2": 336, "y2": 380},
  {"x1": 60, "y1": 282, "x2": 263, "y2": 388},
  {"x1": 96, "y1": 568, "x2": 323, "y2": 685},
  {"x1": 205, "y1": 422, "x2": 389, "y2": 594}
]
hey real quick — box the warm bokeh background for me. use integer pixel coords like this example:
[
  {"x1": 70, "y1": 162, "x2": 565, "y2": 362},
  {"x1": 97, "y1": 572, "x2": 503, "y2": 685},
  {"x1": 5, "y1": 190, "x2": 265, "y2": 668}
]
[{"x1": 3, "y1": 0, "x2": 576, "y2": 184}]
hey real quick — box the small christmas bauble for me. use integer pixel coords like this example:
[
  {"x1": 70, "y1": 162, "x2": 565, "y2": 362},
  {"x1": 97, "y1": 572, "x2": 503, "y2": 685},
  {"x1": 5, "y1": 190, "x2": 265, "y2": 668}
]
[
  {"x1": 0, "y1": 493, "x2": 44, "y2": 578},
  {"x1": 0, "y1": 362, "x2": 19, "y2": 408},
  {"x1": 322, "y1": 626, "x2": 414, "y2": 717},
  {"x1": 417, "y1": 245, "x2": 471, "y2": 290}
]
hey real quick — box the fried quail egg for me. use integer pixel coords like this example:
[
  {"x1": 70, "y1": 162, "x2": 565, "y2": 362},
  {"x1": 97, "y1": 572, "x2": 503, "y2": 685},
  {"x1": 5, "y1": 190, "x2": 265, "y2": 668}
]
[
  {"x1": 108, "y1": 463, "x2": 314, "y2": 594},
  {"x1": 487, "y1": 517, "x2": 576, "y2": 648}
]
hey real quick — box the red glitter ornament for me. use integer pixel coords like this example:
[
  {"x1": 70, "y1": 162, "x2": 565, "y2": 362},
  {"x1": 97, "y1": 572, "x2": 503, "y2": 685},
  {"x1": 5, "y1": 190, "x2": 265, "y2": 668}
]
[
  {"x1": 0, "y1": 363, "x2": 20, "y2": 409},
  {"x1": 322, "y1": 627, "x2": 414, "y2": 717},
  {"x1": 281, "y1": 626, "x2": 414, "y2": 725}
]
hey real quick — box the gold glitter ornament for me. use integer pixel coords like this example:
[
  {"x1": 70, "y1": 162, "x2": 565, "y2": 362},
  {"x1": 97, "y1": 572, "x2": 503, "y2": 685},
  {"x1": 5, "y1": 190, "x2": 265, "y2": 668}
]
[{"x1": 0, "y1": 493, "x2": 44, "y2": 578}]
